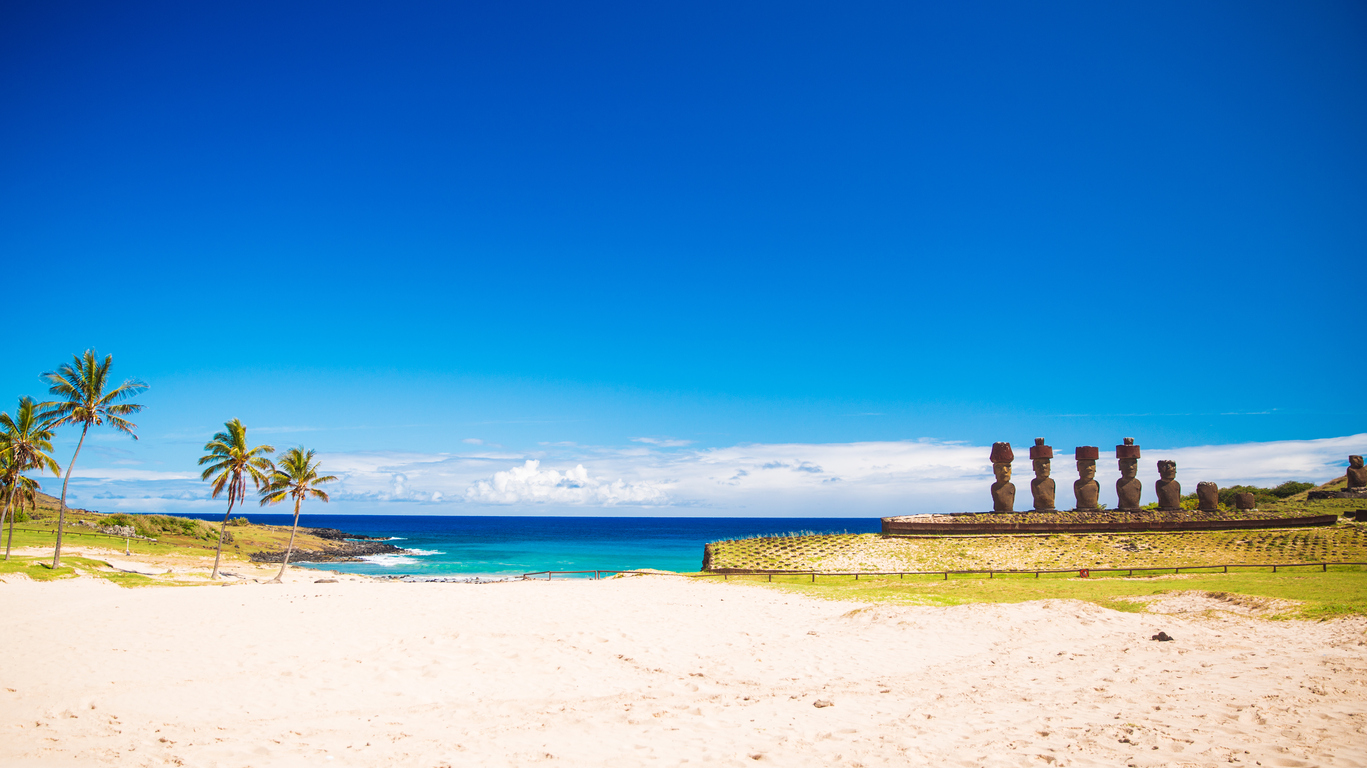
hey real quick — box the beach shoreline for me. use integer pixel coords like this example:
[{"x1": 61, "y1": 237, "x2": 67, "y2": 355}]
[{"x1": 3, "y1": 556, "x2": 1365, "y2": 767}]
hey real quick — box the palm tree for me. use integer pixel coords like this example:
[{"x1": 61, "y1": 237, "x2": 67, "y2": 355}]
[
  {"x1": 1, "y1": 398, "x2": 60, "y2": 559},
  {"x1": 258, "y1": 447, "x2": 336, "y2": 583},
  {"x1": 0, "y1": 396, "x2": 61, "y2": 560},
  {"x1": 0, "y1": 467, "x2": 40, "y2": 554},
  {"x1": 198, "y1": 419, "x2": 274, "y2": 580},
  {"x1": 39, "y1": 351, "x2": 147, "y2": 569}
]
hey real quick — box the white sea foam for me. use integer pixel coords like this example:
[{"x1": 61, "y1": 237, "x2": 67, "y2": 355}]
[
  {"x1": 403, "y1": 549, "x2": 445, "y2": 557},
  {"x1": 361, "y1": 554, "x2": 420, "y2": 567}
]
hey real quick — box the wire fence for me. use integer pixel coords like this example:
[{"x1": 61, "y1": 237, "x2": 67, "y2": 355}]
[
  {"x1": 4, "y1": 525, "x2": 155, "y2": 542},
  {"x1": 524, "y1": 562, "x2": 1367, "y2": 581}
]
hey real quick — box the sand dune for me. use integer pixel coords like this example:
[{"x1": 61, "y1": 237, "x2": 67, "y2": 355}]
[{"x1": 2, "y1": 570, "x2": 1364, "y2": 767}]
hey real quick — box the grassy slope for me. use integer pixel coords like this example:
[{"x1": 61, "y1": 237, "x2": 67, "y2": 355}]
[
  {"x1": 708, "y1": 497, "x2": 1367, "y2": 573},
  {"x1": 700, "y1": 566, "x2": 1367, "y2": 620},
  {"x1": 2, "y1": 493, "x2": 337, "y2": 562},
  {"x1": 0, "y1": 555, "x2": 176, "y2": 588}
]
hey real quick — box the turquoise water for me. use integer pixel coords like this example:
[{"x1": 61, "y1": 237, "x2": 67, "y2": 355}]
[{"x1": 177, "y1": 514, "x2": 880, "y2": 577}]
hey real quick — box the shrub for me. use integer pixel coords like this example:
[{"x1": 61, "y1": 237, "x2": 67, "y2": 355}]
[
  {"x1": 130, "y1": 514, "x2": 220, "y2": 542},
  {"x1": 1219, "y1": 485, "x2": 1279, "y2": 508},
  {"x1": 1271, "y1": 481, "x2": 1315, "y2": 498},
  {"x1": 227, "y1": 517, "x2": 251, "y2": 526}
]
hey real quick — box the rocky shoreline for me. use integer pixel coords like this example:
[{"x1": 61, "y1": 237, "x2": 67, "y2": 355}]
[{"x1": 248, "y1": 526, "x2": 405, "y2": 564}]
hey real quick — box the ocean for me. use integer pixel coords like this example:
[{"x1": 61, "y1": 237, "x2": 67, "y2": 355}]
[{"x1": 173, "y1": 514, "x2": 882, "y2": 577}]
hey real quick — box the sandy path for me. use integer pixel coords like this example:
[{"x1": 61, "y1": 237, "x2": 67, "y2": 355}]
[{"x1": 1, "y1": 574, "x2": 1364, "y2": 767}]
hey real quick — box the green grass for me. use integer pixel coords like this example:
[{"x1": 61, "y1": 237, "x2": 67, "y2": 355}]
[
  {"x1": 2, "y1": 514, "x2": 339, "y2": 562},
  {"x1": 706, "y1": 523, "x2": 1367, "y2": 572},
  {"x1": 700, "y1": 565, "x2": 1367, "y2": 619},
  {"x1": 0, "y1": 555, "x2": 201, "y2": 588},
  {"x1": 0, "y1": 556, "x2": 79, "y2": 581}
]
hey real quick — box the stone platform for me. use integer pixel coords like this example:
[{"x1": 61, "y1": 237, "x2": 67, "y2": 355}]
[
  {"x1": 1308, "y1": 490, "x2": 1367, "y2": 500},
  {"x1": 881, "y1": 509, "x2": 1339, "y2": 536}
]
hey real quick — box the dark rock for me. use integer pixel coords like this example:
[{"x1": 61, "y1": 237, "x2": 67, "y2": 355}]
[
  {"x1": 1234, "y1": 492, "x2": 1257, "y2": 510},
  {"x1": 1116, "y1": 460, "x2": 1142, "y2": 511},
  {"x1": 1197, "y1": 482, "x2": 1219, "y2": 512},
  {"x1": 314, "y1": 578, "x2": 338, "y2": 583},
  {"x1": 1031, "y1": 439, "x2": 1056, "y2": 512},
  {"x1": 991, "y1": 463, "x2": 1015, "y2": 513},
  {"x1": 1151, "y1": 631, "x2": 1173, "y2": 642},
  {"x1": 1074, "y1": 458, "x2": 1100, "y2": 511},
  {"x1": 813, "y1": 699, "x2": 833, "y2": 708},
  {"x1": 249, "y1": 538, "x2": 403, "y2": 564},
  {"x1": 1348, "y1": 455, "x2": 1366, "y2": 490},
  {"x1": 303, "y1": 527, "x2": 388, "y2": 542},
  {"x1": 1155, "y1": 460, "x2": 1181, "y2": 511}
]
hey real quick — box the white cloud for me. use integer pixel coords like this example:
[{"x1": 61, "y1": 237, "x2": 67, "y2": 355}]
[
  {"x1": 49, "y1": 433, "x2": 1367, "y2": 517},
  {"x1": 70, "y1": 468, "x2": 200, "y2": 482},
  {"x1": 632, "y1": 437, "x2": 694, "y2": 447},
  {"x1": 464, "y1": 460, "x2": 668, "y2": 505}
]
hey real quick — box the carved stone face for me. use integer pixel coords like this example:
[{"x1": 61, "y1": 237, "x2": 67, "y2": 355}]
[
  {"x1": 1077, "y1": 461, "x2": 1095, "y2": 481},
  {"x1": 1119, "y1": 458, "x2": 1138, "y2": 479},
  {"x1": 993, "y1": 463, "x2": 1011, "y2": 482},
  {"x1": 1158, "y1": 462, "x2": 1176, "y2": 481},
  {"x1": 1351, "y1": 455, "x2": 1365, "y2": 469},
  {"x1": 1033, "y1": 459, "x2": 1050, "y2": 479}
]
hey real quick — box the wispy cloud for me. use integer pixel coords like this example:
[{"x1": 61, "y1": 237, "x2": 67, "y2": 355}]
[
  {"x1": 252, "y1": 425, "x2": 326, "y2": 435},
  {"x1": 631, "y1": 437, "x2": 694, "y2": 447},
  {"x1": 48, "y1": 433, "x2": 1367, "y2": 517},
  {"x1": 71, "y1": 468, "x2": 200, "y2": 482}
]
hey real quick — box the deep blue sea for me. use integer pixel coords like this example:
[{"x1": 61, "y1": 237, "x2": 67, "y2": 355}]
[{"x1": 172, "y1": 514, "x2": 881, "y2": 577}]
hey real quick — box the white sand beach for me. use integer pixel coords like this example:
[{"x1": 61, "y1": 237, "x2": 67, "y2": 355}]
[{"x1": 2, "y1": 566, "x2": 1365, "y2": 767}]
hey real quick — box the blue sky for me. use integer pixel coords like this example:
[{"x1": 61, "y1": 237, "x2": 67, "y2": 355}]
[{"x1": 1, "y1": 1, "x2": 1364, "y2": 515}]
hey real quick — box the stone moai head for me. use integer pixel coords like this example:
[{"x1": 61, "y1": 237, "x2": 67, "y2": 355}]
[
  {"x1": 1075, "y1": 446, "x2": 1099, "y2": 480},
  {"x1": 1235, "y1": 492, "x2": 1257, "y2": 510},
  {"x1": 1030, "y1": 438, "x2": 1053, "y2": 479},
  {"x1": 991, "y1": 442, "x2": 1014, "y2": 482},
  {"x1": 1197, "y1": 481, "x2": 1219, "y2": 511},
  {"x1": 1157, "y1": 460, "x2": 1177, "y2": 481},
  {"x1": 1116, "y1": 438, "x2": 1140, "y2": 478},
  {"x1": 1351, "y1": 455, "x2": 1365, "y2": 470}
]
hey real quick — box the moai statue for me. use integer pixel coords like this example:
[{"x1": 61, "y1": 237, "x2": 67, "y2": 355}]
[
  {"x1": 1235, "y1": 492, "x2": 1257, "y2": 510},
  {"x1": 1029, "y1": 438, "x2": 1056, "y2": 512},
  {"x1": 1115, "y1": 437, "x2": 1142, "y2": 511},
  {"x1": 1074, "y1": 446, "x2": 1101, "y2": 511},
  {"x1": 990, "y1": 442, "x2": 1015, "y2": 513},
  {"x1": 1197, "y1": 481, "x2": 1219, "y2": 511},
  {"x1": 1155, "y1": 460, "x2": 1181, "y2": 510},
  {"x1": 1348, "y1": 455, "x2": 1367, "y2": 491}
]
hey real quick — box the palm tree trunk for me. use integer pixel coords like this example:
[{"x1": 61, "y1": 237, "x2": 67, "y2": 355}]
[
  {"x1": 52, "y1": 423, "x2": 89, "y2": 569},
  {"x1": 209, "y1": 482, "x2": 238, "y2": 580},
  {"x1": 1, "y1": 480, "x2": 19, "y2": 561},
  {"x1": 272, "y1": 495, "x2": 302, "y2": 583}
]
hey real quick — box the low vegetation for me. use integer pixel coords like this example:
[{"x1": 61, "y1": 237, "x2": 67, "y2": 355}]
[
  {"x1": 708, "y1": 496, "x2": 1367, "y2": 573},
  {"x1": 702, "y1": 566, "x2": 1367, "y2": 619},
  {"x1": 6, "y1": 491, "x2": 343, "y2": 564}
]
